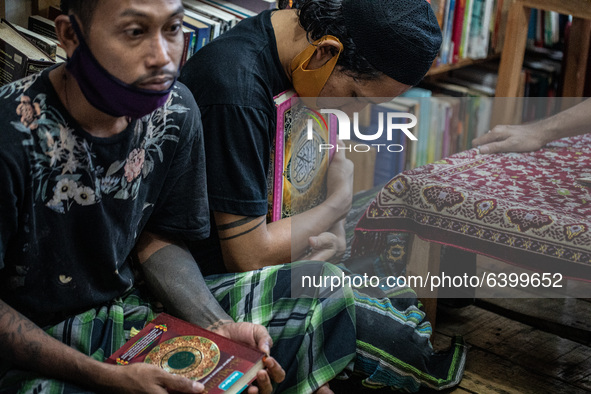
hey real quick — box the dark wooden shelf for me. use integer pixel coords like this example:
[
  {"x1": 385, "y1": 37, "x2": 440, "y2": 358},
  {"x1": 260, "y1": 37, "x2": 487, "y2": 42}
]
[
  {"x1": 496, "y1": 0, "x2": 591, "y2": 98},
  {"x1": 427, "y1": 54, "x2": 501, "y2": 76},
  {"x1": 31, "y1": 0, "x2": 59, "y2": 18}
]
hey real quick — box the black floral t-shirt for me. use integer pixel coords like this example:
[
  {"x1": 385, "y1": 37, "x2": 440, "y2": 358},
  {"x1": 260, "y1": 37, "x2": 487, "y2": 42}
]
[{"x1": 0, "y1": 68, "x2": 209, "y2": 327}]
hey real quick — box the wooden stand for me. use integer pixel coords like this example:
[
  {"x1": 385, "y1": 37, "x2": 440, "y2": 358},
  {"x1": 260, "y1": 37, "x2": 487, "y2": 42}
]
[
  {"x1": 406, "y1": 236, "x2": 441, "y2": 327},
  {"x1": 496, "y1": 0, "x2": 591, "y2": 98}
]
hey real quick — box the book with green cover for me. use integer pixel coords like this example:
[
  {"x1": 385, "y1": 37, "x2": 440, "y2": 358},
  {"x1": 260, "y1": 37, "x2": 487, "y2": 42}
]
[{"x1": 106, "y1": 313, "x2": 265, "y2": 394}]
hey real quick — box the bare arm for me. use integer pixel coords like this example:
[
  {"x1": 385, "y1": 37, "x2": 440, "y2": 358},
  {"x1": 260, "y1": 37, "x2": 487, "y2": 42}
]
[
  {"x1": 0, "y1": 299, "x2": 202, "y2": 393},
  {"x1": 214, "y1": 148, "x2": 354, "y2": 271},
  {"x1": 137, "y1": 231, "x2": 234, "y2": 327},
  {"x1": 473, "y1": 98, "x2": 591, "y2": 154},
  {"x1": 136, "y1": 232, "x2": 285, "y2": 392}
]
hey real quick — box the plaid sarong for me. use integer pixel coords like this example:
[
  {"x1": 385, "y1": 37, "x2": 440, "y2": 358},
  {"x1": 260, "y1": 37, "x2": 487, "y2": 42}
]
[
  {"x1": 206, "y1": 261, "x2": 467, "y2": 393},
  {"x1": 0, "y1": 289, "x2": 154, "y2": 394},
  {"x1": 1, "y1": 262, "x2": 466, "y2": 393}
]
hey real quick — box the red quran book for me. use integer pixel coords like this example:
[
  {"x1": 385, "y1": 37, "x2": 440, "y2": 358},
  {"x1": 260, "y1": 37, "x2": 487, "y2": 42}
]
[
  {"x1": 106, "y1": 313, "x2": 265, "y2": 394},
  {"x1": 268, "y1": 90, "x2": 337, "y2": 222}
]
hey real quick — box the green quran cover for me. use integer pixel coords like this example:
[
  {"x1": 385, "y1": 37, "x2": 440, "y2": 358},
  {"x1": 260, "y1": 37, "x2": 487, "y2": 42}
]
[{"x1": 106, "y1": 313, "x2": 265, "y2": 394}]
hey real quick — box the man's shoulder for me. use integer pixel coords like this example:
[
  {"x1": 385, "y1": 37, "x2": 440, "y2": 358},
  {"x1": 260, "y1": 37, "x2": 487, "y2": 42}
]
[
  {"x1": 170, "y1": 81, "x2": 199, "y2": 108},
  {"x1": 0, "y1": 72, "x2": 51, "y2": 142},
  {"x1": 0, "y1": 72, "x2": 47, "y2": 107},
  {"x1": 179, "y1": 14, "x2": 278, "y2": 108},
  {"x1": 163, "y1": 82, "x2": 203, "y2": 138}
]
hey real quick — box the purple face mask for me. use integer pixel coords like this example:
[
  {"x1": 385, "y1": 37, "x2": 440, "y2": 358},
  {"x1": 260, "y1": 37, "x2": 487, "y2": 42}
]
[{"x1": 65, "y1": 15, "x2": 176, "y2": 119}]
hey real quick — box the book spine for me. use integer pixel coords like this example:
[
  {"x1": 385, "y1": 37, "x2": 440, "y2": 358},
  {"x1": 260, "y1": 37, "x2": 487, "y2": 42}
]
[
  {"x1": 195, "y1": 24, "x2": 211, "y2": 50},
  {"x1": 22, "y1": 34, "x2": 56, "y2": 61},
  {"x1": 451, "y1": 0, "x2": 466, "y2": 63},
  {"x1": 467, "y1": 0, "x2": 484, "y2": 58},
  {"x1": 25, "y1": 58, "x2": 53, "y2": 76},
  {"x1": 272, "y1": 101, "x2": 288, "y2": 222},
  {"x1": 27, "y1": 17, "x2": 57, "y2": 40},
  {"x1": 180, "y1": 28, "x2": 192, "y2": 67},
  {"x1": 0, "y1": 38, "x2": 27, "y2": 85},
  {"x1": 328, "y1": 113, "x2": 337, "y2": 162},
  {"x1": 459, "y1": 0, "x2": 474, "y2": 59},
  {"x1": 441, "y1": 104, "x2": 451, "y2": 158},
  {"x1": 477, "y1": 0, "x2": 494, "y2": 58},
  {"x1": 441, "y1": 0, "x2": 456, "y2": 64}
]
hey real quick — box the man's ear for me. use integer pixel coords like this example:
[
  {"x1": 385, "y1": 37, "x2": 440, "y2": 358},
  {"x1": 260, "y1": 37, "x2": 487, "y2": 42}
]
[
  {"x1": 54, "y1": 14, "x2": 79, "y2": 58},
  {"x1": 307, "y1": 39, "x2": 342, "y2": 70}
]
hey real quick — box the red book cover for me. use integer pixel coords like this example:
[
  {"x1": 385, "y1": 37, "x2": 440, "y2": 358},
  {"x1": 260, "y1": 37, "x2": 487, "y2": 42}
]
[
  {"x1": 268, "y1": 90, "x2": 337, "y2": 222},
  {"x1": 451, "y1": 0, "x2": 466, "y2": 63},
  {"x1": 106, "y1": 313, "x2": 264, "y2": 394}
]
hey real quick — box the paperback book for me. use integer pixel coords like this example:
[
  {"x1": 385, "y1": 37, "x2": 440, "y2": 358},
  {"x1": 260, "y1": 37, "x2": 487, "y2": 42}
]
[{"x1": 106, "y1": 313, "x2": 265, "y2": 394}]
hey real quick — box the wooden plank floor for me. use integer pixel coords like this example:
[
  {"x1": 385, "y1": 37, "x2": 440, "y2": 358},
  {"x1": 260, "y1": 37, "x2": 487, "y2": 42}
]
[
  {"x1": 330, "y1": 297, "x2": 591, "y2": 393},
  {"x1": 331, "y1": 254, "x2": 591, "y2": 393},
  {"x1": 418, "y1": 298, "x2": 591, "y2": 394}
]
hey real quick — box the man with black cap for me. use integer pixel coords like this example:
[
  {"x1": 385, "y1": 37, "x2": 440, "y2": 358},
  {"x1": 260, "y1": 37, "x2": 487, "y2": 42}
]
[
  {"x1": 180, "y1": 0, "x2": 442, "y2": 274},
  {"x1": 179, "y1": 0, "x2": 466, "y2": 393}
]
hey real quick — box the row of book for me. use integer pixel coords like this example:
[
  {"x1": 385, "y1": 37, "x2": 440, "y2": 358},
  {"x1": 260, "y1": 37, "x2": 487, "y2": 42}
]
[
  {"x1": 179, "y1": 0, "x2": 287, "y2": 66},
  {"x1": 0, "y1": 0, "x2": 274, "y2": 86},
  {"x1": 429, "y1": 0, "x2": 571, "y2": 66},
  {"x1": 526, "y1": 9, "x2": 570, "y2": 51},
  {"x1": 354, "y1": 86, "x2": 492, "y2": 187},
  {"x1": 429, "y1": 0, "x2": 511, "y2": 65},
  {"x1": 180, "y1": 0, "x2": 257, "y2": 66}
]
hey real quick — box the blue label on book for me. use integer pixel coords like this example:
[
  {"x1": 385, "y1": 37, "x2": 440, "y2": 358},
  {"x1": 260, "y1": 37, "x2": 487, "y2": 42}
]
[{"x1": 219, "y1": 371, "x2": 244, "y2": 391}]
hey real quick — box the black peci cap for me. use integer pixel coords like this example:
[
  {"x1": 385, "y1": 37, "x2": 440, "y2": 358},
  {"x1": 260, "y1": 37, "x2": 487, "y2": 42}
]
[{"x1": 342, "y1": 0, "x2": 442, "y2": 85}]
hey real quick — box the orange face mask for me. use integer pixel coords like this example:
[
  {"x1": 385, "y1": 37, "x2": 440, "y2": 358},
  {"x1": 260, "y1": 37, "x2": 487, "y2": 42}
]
[{"x1": 290, "y1": 35, "x2": 343, "y2": 102}]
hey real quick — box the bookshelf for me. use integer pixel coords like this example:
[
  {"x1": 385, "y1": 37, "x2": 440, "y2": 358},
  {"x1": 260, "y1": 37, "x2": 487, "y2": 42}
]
[
  {"x1": 31, "y1": 0, "x2": 59, "y2": 18},
  {"x1": 0, "y1": 1, "x2": 57, "y2": 24},
  {"x1": 496, "y1": 0, "x2": 591, "y2": 97},
  {"x1": 427, "y1": 54, "x2": 500, "y2": 76}
]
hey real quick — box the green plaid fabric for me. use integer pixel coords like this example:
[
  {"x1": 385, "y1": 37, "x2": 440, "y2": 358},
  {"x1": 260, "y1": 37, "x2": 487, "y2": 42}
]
[
  {"x1": 1, "y1": 262, "x2": 466, "y2": 393},
  {"x1": 0, "y1": 289, "x2": 154, "y2": 394},
  {"x1": 206, "y1": 261, "x2": 358, "y2": 393},
  {"x1": 207, "y1": 261, "x2": 467, "y2": 393}
]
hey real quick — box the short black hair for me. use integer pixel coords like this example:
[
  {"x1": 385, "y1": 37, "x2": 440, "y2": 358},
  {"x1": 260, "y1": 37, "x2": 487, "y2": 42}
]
[
  {"x1": 60, "y1": 0, "x2": 99, "y2": 33},
  {"x1": 297, "y1": 0, "x2": 382, "y2": 80}
]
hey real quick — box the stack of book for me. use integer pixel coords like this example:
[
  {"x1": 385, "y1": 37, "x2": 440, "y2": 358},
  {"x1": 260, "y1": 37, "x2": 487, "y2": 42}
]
[
  {"x1": 180, "y1": 0, "x2": 268, "y2": 65},
  {"x1": 0, "y1": 16, "x2": 61, "y2": 86}
]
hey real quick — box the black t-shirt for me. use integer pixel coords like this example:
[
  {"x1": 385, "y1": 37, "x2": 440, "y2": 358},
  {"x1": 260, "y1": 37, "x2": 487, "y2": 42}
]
[
  {"x1": 180, "y1": 10, "x2": 291, "y2": 216},
  {"x1": 180, "y1": 11, "x2": 291, "y2": 274},
  {"x1": 0, "y1": 69, "x2": 210, "y2": 327}
]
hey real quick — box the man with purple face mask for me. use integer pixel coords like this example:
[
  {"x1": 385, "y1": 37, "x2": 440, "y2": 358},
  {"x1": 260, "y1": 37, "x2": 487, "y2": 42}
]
[
  {"x1": 0, "y1": 1, "x2": 466, "y2": 393},
  {"x1": 0, "y1": 0, "x2": 285, "y2": 392}
]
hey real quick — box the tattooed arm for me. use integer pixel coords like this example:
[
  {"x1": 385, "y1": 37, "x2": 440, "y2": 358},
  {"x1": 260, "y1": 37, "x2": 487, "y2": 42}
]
[
  {"x1": 137, "y1": 231, "x2": 235, "y2": 327},
  {"x1": 0, "y1": 299, "x2": 203, "y2": 393},
  {"x1": 215, "y1": 147, "x2": 355, "y2": 272},
  {"x1": 137, "y1": 232, "x2": 285, "y2": 393}
]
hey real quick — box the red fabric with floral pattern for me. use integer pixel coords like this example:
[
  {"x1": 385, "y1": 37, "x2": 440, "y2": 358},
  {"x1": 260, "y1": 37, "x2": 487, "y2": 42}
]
[{"x1": 354, "y1": 134, "x2": 591, "y2": 280}]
